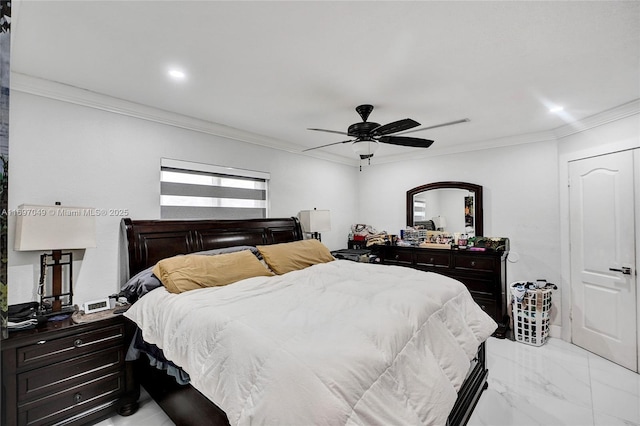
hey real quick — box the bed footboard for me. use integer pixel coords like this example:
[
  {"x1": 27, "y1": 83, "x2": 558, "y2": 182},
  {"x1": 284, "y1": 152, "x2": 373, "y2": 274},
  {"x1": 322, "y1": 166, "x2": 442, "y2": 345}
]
[
  {"x1": 130, "y1": 341, "x2": 488, "y2": 426},
  {"x1": 134, "y1": 357, "x2": 230, "y2": 426},
  {"x1": 447, "y1": 342, "x2": 489, "y2": 426}
]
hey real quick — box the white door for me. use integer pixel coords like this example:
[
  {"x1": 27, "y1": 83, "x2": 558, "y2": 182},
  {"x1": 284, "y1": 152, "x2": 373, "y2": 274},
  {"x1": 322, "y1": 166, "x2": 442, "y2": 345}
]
[{"x1": 569, "y1": 150, "x2": 637, "y2": 371}]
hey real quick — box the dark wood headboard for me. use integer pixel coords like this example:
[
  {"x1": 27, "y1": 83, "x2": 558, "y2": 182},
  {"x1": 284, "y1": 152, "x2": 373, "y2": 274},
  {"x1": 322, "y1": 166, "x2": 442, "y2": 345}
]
[{"x1": 121, "y1": 217, "x2": 303, "y2": 276}]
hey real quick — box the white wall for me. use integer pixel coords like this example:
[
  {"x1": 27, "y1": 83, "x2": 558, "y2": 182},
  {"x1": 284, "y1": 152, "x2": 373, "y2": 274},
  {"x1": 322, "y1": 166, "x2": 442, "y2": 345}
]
[
  {"x1": 8, "y1": 91, "x2": 359, "y2": 306},
  {"x1": 8, "y1": 86, "x2": 637, "y2": 339},
  {"x1": 357, "y1": 139, "x2": 563, "y2": 328}
]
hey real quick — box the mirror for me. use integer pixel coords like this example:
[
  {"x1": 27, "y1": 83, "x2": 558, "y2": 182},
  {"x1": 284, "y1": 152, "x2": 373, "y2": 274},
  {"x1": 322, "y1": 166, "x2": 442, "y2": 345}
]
[{"x1": 406, "y1": 181, "x2": 483, "y2": 237}]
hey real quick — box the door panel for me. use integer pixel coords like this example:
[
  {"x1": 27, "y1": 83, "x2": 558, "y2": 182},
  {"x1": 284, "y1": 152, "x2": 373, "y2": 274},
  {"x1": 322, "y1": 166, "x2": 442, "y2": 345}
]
[{"x1": 569, "y1": 150, "x2": 637, "y2": 371}]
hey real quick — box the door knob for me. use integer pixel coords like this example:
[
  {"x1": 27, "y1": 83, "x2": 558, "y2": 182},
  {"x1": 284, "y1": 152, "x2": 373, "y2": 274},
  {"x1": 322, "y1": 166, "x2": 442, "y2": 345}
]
[{"x1": 609, "y1": 266, "x2": 632, "y2": 275}]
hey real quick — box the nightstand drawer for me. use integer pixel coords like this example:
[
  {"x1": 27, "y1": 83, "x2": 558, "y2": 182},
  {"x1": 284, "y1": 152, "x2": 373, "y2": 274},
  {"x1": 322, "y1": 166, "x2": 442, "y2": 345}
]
[
  {"x1": 17, "y1": 324, "x2": 124, "y2": 369},
  {"x1": 453, "y1": 255, "x2": 496, "y2": 272},
  {"x1": 415, "y1": 251, "x2": 450, "y2": 268},
  {"x1": 18, "y1": 371, "x2": 125, "y2": 426},
  {"x1": 18, "y1": 346, "x2": 125, "y2": 402}
]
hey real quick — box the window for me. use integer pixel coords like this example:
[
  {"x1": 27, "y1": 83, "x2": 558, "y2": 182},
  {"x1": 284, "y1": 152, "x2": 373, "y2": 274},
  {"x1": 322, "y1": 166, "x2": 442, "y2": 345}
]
[{"x1": 160, "y1": 158, "x2": 269, "y2": 219}]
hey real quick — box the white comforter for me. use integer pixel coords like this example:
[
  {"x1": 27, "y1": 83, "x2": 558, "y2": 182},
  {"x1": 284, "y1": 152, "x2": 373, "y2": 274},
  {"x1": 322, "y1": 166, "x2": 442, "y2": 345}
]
[{"x1": 125, "y1": 260, "x2": 497, "y2": 426}]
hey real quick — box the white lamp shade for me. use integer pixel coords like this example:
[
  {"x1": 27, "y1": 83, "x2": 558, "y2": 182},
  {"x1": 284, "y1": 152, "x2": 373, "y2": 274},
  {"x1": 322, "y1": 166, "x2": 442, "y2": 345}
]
[
  {"x1": 14, "y1": 204, "x2": 97, "y2": 251},
  {"x1": 299, "y1": 209, "x2": 331, "y2": 233},
  {"x1": 352, "y1": 141, "x2": 379, "y2": 159}
]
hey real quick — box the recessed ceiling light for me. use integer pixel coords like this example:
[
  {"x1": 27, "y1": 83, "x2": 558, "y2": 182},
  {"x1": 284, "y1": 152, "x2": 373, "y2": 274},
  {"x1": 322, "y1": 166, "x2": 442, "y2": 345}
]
[
  {"x1": 168, "y1": 69, "x2": 186, "y2": 80},
  {"x1": 549, "y1": 106, "x2": 564, "y2": 113}
]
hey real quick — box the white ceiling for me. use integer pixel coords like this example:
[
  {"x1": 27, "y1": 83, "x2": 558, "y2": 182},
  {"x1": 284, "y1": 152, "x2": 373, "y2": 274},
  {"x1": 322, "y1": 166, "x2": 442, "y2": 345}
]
[{"x1": 10, "y1": 1, "x2": 640, "y2": 165}]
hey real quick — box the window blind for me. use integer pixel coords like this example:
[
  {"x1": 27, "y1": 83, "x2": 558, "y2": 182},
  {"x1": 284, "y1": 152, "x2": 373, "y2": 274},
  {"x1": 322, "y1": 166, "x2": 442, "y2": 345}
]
[{"x1": 160, "y1": 158, "x2": 269, "y2": 220}]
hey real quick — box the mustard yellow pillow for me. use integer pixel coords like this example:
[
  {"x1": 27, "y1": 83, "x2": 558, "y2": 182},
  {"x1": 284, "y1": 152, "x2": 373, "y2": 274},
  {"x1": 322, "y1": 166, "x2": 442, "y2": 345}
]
[
  {"x1": 152, "y1": 250, "x2": 273, "y2": 294},
  {"x1": 257, "y1": 239, "x2": 335, "y2": 275}
]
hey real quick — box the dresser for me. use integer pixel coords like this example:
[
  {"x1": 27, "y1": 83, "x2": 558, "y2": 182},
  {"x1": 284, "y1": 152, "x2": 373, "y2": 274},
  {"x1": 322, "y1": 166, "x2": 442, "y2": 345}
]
[
  {"x1": 1, "y1": 314, "x2": 139, "y2": 426},
  {"x1": 377, "y1": 245, "x2": 509, "y2": 337}
]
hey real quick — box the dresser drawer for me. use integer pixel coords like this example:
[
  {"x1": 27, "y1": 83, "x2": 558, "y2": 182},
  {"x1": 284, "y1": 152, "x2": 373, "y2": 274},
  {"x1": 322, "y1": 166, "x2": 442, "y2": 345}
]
[
  {"x1": 471, "y1": 296, "x2": 498, "y2": 320},
  {"x1": 384, "y1": 249, "x2": 413, "y2": 266},
  {"x1": 18, "y1": 371, "x2": 125, "y2": 426},
  {"x1": 453, "y1": 254, "x2": 496, "y2": 273},
  {"x1": 459, "y1": 276, "x2": 497, "y2": 297},
  {"x1": 18, "y1": 346, "x2": 125, "y2": 402},
  {"x1": 17, "y1": 324, "x2": 124, "y2": 370},
  {"x1": 415, "y1": 251, "x2": 450, "y2": 268}
]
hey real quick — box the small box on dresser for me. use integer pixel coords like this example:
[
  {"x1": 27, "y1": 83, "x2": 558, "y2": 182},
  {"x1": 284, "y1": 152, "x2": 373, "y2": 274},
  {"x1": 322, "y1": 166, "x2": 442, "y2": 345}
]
[{"x1": 1, "y1": 314, "x2": 139, "y2": 426}]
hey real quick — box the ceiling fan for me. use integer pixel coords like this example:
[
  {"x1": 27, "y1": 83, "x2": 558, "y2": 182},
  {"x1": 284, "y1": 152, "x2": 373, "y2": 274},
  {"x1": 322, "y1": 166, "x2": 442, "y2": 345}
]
[{"x1": 304, "y1": 104, "x2": 469, "y2": 165}]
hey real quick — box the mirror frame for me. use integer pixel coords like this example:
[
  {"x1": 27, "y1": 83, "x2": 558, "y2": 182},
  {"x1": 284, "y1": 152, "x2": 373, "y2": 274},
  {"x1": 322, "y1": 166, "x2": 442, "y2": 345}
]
[{"x1": 406, "y1": 181, "x2": 483, "y2": 236}]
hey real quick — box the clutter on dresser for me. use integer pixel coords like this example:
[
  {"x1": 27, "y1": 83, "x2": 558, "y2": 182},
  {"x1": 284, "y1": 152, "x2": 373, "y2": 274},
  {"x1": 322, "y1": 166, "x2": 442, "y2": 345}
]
[
  {"x1": 473, "y1": 237, "x2": 510, "y2": 252},
  {"x1": 348, "y1": 223, "x2": 391, "y2": 248},
  {"x1": 396, "y1": 226, "x2": 510, "y2": 252},
  {"x1": 398, "y1": 227, "x2": 455, "y2": 248}
]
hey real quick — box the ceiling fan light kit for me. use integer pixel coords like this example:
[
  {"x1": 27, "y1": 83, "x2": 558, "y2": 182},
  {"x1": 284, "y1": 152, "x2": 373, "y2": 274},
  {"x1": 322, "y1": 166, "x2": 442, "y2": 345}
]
[
  {"x1": 352, "y1": 140, "x2": 379, "y2": 160},
  {"x1": 305, "y1": 104, "x2": 469, "y2": 168}
]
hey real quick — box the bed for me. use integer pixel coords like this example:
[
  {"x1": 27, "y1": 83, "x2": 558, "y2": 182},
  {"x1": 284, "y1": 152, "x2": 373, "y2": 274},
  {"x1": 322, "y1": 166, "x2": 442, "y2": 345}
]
[{"x1": 120, "y1": 217, "x2": 495, "y2": 426}]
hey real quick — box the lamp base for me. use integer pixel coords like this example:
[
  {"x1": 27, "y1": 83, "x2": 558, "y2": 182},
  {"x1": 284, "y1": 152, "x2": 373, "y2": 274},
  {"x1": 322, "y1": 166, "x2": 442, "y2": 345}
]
[
  {"x1": 38, "y1": 251, "x2": 74, "y2": 314},
  {"x1": 309, "y1": 232, "x2": 322, "y2": 242}
]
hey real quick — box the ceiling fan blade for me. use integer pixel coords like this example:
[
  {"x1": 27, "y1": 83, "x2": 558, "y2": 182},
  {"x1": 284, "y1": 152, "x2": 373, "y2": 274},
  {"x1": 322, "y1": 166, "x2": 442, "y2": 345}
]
[
  {"x1": 302, "y1": 139, "x2": 354, "y2": 152},
  {"x1": 307, "y1": 128, "x2": 349, "y2": 136},
  {"x1": 397, "y1": 118, "x2": 470, "y2": 135},
  {"x1": 371, "y1": 118, "x2": 420, "y2": 136},
  {"x1": 378, "y1": 136, "x2": 434, "y2": 148}
]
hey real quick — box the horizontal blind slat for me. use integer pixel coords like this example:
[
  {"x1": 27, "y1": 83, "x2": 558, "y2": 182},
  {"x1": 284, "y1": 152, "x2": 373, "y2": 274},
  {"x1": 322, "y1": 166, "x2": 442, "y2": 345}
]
[
  {"x1": 161, "y1": 206, "x2": 266, "y2": 220},
  {"x1": 161, "y1": 182, "x2": 266, "y2": 200}
]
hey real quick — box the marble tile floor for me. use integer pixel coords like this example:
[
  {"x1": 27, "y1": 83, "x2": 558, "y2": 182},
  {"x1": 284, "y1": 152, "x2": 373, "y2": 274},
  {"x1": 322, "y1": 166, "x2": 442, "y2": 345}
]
[
  {"x1": 97, "y1": 337, "x2": 640, "y2": 426},
  {"x1": 469, "y1": 337, "x2": 640, "y2": 426}
]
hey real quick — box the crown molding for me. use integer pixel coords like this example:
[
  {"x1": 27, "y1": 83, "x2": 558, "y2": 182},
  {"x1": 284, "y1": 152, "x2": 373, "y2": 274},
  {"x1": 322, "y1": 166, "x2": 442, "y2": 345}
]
[
  {"x1": 11, "y1": 73, "x2": 637, "y2": 169},
  {"x1": 10, "y1": 73, "x2": 356, "y2": 167},
  {"x1": 374, "y1": 99, "x2": 640, "y2": 166},
  {"x1": 552, "y1": 99, "x2": 640, "y2": 139},
  {"x1": 372, "y1": 130, "x2": 558, "y2": 166}
]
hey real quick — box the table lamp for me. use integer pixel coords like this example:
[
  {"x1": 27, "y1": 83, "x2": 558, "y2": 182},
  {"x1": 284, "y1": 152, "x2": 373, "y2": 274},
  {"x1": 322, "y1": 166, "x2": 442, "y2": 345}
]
[
  {"x1": 14, "y1": 204, "x2": 96, "y2": 314},
  {"x1": 299, "y1": 209, "x2": 331, "y2": 242}
]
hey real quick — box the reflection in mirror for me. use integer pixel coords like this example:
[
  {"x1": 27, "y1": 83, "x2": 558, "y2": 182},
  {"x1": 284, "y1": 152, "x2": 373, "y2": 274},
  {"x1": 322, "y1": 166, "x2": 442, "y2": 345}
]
[
  {"x1": 406, "y1": 182, "x2": 483, "y2": 237},
  {"x1": 413, "y1": 189, "x2": 475, "y2": 233}
]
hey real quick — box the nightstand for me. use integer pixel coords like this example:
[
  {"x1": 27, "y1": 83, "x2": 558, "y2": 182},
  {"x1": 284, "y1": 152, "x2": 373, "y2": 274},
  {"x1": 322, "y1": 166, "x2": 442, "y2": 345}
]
[{"x1": 1, "y1": 314, "x2": 139, "y2": 426}]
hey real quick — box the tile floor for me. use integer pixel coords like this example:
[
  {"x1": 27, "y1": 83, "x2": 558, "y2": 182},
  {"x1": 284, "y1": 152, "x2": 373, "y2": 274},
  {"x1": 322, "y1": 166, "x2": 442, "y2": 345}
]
[
  {"x1": 97, "y1": 337, "x2": 640, "y2": 426},
  {"x1": 469, "y1": 337, "x2": 640, "y2": 426}
]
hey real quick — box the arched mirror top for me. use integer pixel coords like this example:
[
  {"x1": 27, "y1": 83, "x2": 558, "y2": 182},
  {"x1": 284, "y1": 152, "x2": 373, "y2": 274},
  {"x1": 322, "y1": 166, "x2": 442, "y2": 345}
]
[{"x1": 406, "y1": 181, "x2": 483, "y2": 237}]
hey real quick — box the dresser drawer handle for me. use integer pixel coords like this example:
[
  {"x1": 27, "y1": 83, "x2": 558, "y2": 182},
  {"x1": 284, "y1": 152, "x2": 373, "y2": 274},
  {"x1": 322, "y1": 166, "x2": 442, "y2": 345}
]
[
  {"x1": 73, "y1": 392, "x2": 83, "y2": 403},
  {"x1": 471, "y1": 261, "x2": 476, "y2": 267},
  {"x1": 36, "y1": 340, "x2": 47, "y2": 345},
  {"x1": 394, "y1": 255, "x2": 400, "y2": 260},
  {"x1": 73, "y1": 339, "x2": 83, "y2": 348},
  {"x1": 429, "y1": 258, "x2": 434, "y2": 263}
]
